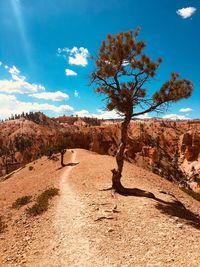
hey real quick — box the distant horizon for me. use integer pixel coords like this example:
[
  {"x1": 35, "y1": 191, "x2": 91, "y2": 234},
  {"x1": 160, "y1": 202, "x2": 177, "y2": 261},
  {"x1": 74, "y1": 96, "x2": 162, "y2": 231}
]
[{"x1": 1, "y1": 110, "x2": 200, "y2": 122}]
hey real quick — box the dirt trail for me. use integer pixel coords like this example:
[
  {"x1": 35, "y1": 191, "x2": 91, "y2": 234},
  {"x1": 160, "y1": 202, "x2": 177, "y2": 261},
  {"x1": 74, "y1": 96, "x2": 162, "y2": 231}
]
[
  {"x1": 2, "y1": 149, "x2": 200, "y2": 266},
  {"x1": 33, "y1": 150, "x2": 112, "y2": 267}
]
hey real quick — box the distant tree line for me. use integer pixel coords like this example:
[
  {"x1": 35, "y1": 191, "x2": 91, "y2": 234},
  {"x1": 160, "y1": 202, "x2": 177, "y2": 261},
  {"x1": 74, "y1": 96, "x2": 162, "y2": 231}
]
[
  {"x1": 1, "y1": 112, "x2": 102, "y2": 127},
  {"x1": 1, "y1": 111, "x2": 45, "y2": 124}
]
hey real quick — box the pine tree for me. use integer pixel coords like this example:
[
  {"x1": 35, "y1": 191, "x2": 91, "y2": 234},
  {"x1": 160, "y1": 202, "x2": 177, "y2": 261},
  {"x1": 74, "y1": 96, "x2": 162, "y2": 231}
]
[{"x1": 91, "y1": 28, "x2": 193, "y2": 195}]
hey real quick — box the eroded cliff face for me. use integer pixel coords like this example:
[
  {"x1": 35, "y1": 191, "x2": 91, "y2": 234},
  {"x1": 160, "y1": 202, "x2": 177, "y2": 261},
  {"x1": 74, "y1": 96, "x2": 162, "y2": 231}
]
[
  {"x1": 82, "y1": 122, "x2": 200, "y2": 168},
  {"x1": 68, "y1": 120, "x2": 200, "y2": 188},
  {"x1": 180, "y1": 132, "x2": 200, "y2": 161},
  {"x1": 0, "y1": 117, "x2": 64, "y2": 175},
  {"x1": 1, "y1": 115, "x2": 200, "y2": 190},
  {"x1": 178, "y1": 132, "x2": 200, "y2": 192}
]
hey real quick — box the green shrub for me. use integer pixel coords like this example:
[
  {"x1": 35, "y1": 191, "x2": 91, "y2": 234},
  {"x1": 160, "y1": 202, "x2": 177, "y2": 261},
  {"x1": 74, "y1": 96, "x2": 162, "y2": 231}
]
[
  {"x1": 0, "y1": 217, "x2": 7, "y2": 234},
  {"x1": 27, "y1": 188, "x2": 59, "y2": 216},
  {"x1": 12, "y1": 195, "x2": 32, "y2": 209}
]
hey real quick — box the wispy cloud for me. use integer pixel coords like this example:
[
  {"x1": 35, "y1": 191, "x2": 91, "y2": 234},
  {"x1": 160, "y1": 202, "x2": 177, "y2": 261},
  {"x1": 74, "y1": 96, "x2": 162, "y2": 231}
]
[
  {"x1": 0, "y1": 64, "x2": 74, "y2": 119},
  {"x1": 95, "y1": 109, "x2": 121, "y2": 119},
  {"x1": 81, "y1": 109, "x2": 151, "y2": 120},
  {"x1": 176, "y1": 7, "x2": 197, "y2": 19},
  {"x1": 75, "y1": 109, "x2": 121, "y2": 119},
  {"x1": 163, "y1": 114, "x2": 190, "y2": 120},
  {"x1": 136, "y1": 113, "x2": 151, "y2": 119},
  {"x1": 29, "y1": 91, "x2": 69, "y2": 101},
  {"x1": 74, "y1": 90, "x2": 80, "y2": 98},
  {"x1": 65, "y1": 69, "x2": 77, "y2": 76},
  {"x1": 0, "y1": 65, "x2": 45, "y2": 94},
  {"x1": 1, "y1": 65, "x2": 69, "y2": 100},
  {"x1": 58, "y1": 46, "x2": 89, "y2": 67},
  {"x1": 75, "y1": 109, "x2": 91, "y2": 117},
  {"x1": 179, "y1": 108, "x2": 193, "y2": 113},
  {"x1": 0, "y1": 93, "x2": 74, "y2": 119}
]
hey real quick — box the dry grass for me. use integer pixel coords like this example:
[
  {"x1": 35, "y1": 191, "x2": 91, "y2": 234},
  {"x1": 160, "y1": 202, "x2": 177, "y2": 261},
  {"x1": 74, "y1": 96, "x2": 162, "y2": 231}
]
[
  {"x1": 27, "y1": 188, "x2": 59, "y2": 216},
  {"x1": 12, "y1": 196, "x2": 32, "y2": 209}
]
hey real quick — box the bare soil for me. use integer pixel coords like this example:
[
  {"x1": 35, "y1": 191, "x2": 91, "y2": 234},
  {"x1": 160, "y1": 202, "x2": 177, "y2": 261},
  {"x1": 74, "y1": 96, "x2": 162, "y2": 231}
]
[{"x1": 1, "y1": 149, "x2": 200, "y2": 266}]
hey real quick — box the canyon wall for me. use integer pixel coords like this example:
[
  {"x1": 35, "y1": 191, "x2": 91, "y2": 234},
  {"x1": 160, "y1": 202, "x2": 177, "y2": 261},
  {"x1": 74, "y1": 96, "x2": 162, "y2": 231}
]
[{"x1": 1, "y1": 114, "x2": 200, "y2": 190}]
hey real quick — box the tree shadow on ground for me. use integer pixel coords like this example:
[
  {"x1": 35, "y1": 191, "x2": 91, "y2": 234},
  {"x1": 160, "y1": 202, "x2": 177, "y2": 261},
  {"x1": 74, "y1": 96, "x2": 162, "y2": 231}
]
[
  {"x1": 116, "y1": 187, "x2": 156, "y2": 199},
  {"x1": 56, "y1": 162, "x2": 79, "y2": 171},
  {"x1": 154, "y1": 199, "x2": 200, "y2": 230},
  {"x1": 113, "y1": 187, "x2": 200, "y2": 230}
]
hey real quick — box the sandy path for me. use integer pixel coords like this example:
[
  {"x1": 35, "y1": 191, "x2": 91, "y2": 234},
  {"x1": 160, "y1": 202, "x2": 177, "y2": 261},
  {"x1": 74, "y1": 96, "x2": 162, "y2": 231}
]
[
  {"x1": 34, "y1": 150, "x2": 111, "y2": 267},
  {"x1": 65, "y1": 149, "x2": 200, "y2": 267},
  {"x1": 2, "y1": 149, "x2": 200, "y2": 266}
]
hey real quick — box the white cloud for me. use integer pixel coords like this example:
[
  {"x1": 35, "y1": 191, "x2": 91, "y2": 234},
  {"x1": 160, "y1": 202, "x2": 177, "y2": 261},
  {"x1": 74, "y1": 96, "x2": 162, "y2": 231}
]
[
  {"x1": 57, "y1": 48, "x2": 62, "y2": 54},
  {"x1": 0, "y1": 61, "x2": 2, "y2": 66},
  {"x1": 163, "y1": 114, "x2": 190, "y2": 120},
  {"x1": 136, "y1": 113, "x2": 151, "y2": 119},
  {"x1": 0, "y1": 65, "x2": 45, "y2": 94},
  {"x1": 58, "y1": 46, "x2": 89, "y2": 67},
  {"x1": 4, "y1": 65, "x2": 9, "y2": 69},
  {"x1": 176, "y1": 7, "x2": 196, "y2": 19},
  {"x1": 0, "y1": 93, "x2": 74, "y2": 119},
  {"x1": 65, "y1": 69, "x2": 77, "y2": 76},
  {"x1": 179, "y1": 108, "x2": 193, "y2": 113},
  {"x1": 0, "y1": 64, "x2": 74, "y2": 119},
  {"x1": 75, "y1": 109, "x2": 121, "y2": 119},
  {"x1": 9, "y1": 65, "x2": 20, "y2": 76},
  {"x1": 29, "y1": 91, "x2": 69, "y2": 101},
  {"x1": 95, "y1": 109, "x2": 121, "y2": 119},
  {"x1": 75, "y1": 109, "x2": 91, "y2": 117},
  {"x1": 74, "y1": 90, "x2": 80, "y2": 98}
]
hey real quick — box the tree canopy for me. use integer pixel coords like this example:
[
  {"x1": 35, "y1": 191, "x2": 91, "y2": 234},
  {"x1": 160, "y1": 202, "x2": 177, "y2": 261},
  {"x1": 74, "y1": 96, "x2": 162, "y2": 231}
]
[{"x1": 92, "y1": 28, "x2": 193, "y2": 118}]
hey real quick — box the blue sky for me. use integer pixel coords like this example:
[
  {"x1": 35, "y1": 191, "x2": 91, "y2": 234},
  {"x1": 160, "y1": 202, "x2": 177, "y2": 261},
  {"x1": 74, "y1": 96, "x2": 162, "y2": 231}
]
[{"x1": 0, "y1": 0, "x2": 199, "y2": 119}]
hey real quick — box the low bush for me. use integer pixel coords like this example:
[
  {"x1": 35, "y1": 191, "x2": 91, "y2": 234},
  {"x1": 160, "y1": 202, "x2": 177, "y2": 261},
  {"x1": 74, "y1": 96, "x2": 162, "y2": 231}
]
[
  {"x1": 29, "y1": 166, "x2": 34, "y2": 171},
  {"x1": 27, "y1": 188, "x2": 59, "y2": 216},
  {"x1": 12, "y1": 195, "x2": 32, "y2": 209}
]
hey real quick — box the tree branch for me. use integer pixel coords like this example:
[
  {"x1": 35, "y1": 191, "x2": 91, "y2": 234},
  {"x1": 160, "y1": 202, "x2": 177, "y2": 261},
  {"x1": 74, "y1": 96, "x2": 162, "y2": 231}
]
[
  {"x1": 114, "y1": 73, "x2": 120, "y2": 93},
  {"x1": 132, "y1": 101, "x2": 167, "y2": 117},
  {"x1": 132, "y1": 73, "x2": 148, "y2": 98},
  {"x1": 94, "y1": 74, "x2": 117, "y2": 91}
]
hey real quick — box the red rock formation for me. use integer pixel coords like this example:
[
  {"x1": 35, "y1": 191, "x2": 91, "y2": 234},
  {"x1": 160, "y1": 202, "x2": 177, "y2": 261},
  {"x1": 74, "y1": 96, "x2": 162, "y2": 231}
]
[
  {"x1": 180, "y1": 132, "x2": 200, "y2": 161},
  {"x1": 1, "y1": 114, "x2": 200, "y2": 183}
]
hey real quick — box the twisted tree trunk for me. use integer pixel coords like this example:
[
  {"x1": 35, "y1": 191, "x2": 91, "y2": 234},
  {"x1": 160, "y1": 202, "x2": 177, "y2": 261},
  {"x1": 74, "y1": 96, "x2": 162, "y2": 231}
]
[
  {"x1": 112, "y1": 114, "x2": 131, "y2": 192},
  {"x1": 111, "y1": 114, "x2": 156, "y2": 199}
]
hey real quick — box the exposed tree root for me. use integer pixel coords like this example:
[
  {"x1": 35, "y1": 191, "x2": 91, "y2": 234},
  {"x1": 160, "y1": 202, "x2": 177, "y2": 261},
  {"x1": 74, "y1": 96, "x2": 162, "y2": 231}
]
[
  {"x1": 94, "y1": 216, "x2": 114, "y2": 222},
  {"x1": 99, "y1": 187, "x2": 113, "y2": 191}
]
